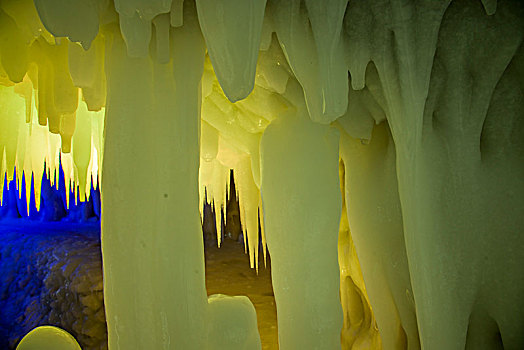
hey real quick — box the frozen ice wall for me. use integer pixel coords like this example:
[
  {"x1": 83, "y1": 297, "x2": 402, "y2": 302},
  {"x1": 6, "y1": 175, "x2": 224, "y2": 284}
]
[{"x1": 0, "y1": 0, "x2": 523, "y2": 349}]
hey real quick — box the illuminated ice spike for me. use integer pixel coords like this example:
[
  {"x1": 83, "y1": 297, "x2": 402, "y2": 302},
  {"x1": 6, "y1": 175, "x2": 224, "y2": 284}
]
[
  {"x1": 211, "y1": 160, "x2": 229, "y2": 246},
  {"x1": 235, "y1": 155, "x2": 261, "y2": 270},
  {"x1": 16, "y1": 326, "x2": 82, "y2": 350}
]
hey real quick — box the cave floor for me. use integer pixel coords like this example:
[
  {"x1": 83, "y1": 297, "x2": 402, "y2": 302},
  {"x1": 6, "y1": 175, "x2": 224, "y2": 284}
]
[
  {"x1": 0, "y1": 219, "x2": 278, "y2": 349},
  {"x1": 204, "y1": 239, "x2": 278, "y2": 350}
]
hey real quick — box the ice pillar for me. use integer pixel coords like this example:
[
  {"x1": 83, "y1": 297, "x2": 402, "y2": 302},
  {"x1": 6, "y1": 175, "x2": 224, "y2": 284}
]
[
  {"x1": 101, "y1": 11, "x2": 207, "y2": 349},
  {"x1": 260, "y1": 83, "x2": 342, "y2": 349}
]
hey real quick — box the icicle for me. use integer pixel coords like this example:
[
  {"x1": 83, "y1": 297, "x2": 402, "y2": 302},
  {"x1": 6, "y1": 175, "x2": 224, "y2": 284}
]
[
  {"x1": 72, "y1": 97, "x2": 92, "y2": 202},
  {"x1": 30, "y1": 117, "x2": 48, "y2": 211},
  {"x1": 196, "y1": 0, "x2": 267, "y2": 102},
  {"x1": 0, "y1": 84, "x2": 25, "y2": 183},
  {"x1": 304, "y1": 0, "x2": 348, "y2": 119},
  {"x1": 259, "y1": 196, "x2": 267, "y2": 268},
  {"x1": 211, "y1": 160, "x2": 228, "y2": 246},
  {"x1": 0, "y1": 9, "x2": 29, "y2": 83},
  {"x1": 45, "y1": 131, "x2": 61, "y2": 188},
  {"x1": 60, "y1": 151, "x2": 74, "y2": 209},
  {"x1": 235, "y1": 156, "x2": 260, "y2": 269}
]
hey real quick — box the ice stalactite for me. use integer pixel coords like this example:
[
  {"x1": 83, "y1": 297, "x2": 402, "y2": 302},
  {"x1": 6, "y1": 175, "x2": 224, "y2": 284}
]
[
  {"x1": 196, "y1": 0, "x2": 267, "y2": 102},
  {"x1": 343, "y1": 0, "x2": 524, "y2": 349},
  {"x1": 260, "y1": 79, "x2": 343, "y2": 349},
  {"x1": 269, "y1": 0, "x2": 348, "y2": 124},
  {"x1": 198, "y1": 45, "x2": 290, "y2": 268}
]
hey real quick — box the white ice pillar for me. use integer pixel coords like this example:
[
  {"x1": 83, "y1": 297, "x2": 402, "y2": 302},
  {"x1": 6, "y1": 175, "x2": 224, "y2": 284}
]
[
  {"x1": 101, "y1": 11, "x2": 207, "y2": 348},
  {"x1": 261, "y1": 101, "x2": 343, "y2": 349}
]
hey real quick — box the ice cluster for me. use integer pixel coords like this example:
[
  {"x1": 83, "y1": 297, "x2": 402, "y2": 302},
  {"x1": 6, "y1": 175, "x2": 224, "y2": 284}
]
[{"x1": 0, "y1": 0, "x2": 523, "y2": 349}]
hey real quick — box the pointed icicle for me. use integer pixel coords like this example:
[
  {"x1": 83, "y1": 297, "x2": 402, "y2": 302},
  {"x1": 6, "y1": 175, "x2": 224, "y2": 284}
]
[
  {"x1": 196, "y1": 0, "x2": 267, "y2": 102},
  {"x1": 259, "y1": 196, "x2": 267, "y2": 268},
  {"x1": 30, "y1": 121, "x2": 48, "y2": 211},
  {"x1": 212, "y1": 160, "x2": 228, "y2": 246},
  {"x1": 46, "y1": 132, "x2": 61, "y2": 188},
  {"x1": 235, "y1": 156, "x2": 260, "y2": 269},
  {"x1": 304, "y1": 0, "x2": 348, "y2": 119},
  {"x1": 72, "y1": 99, "x2": 92, "y2": 202},
  {"x1": 60, "y1": 151, "x2": 73, "y2": 209}
]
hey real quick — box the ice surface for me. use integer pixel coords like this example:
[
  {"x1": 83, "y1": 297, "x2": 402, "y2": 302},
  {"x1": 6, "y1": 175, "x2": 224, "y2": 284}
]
[
  {"x1": 17, "y1": 326, "x2": 81, "y2": 350},
  {"x1": 207, "y1": 294, "x2": 262, "y2": 350}
]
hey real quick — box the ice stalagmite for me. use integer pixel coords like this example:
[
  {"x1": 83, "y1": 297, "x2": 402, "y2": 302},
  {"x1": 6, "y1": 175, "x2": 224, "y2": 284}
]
[{"x1": 261, "y1": 79, "x2": 342, "y2": 349}]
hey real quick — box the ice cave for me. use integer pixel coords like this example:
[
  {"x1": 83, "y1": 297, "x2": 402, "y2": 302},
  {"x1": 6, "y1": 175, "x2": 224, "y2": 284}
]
[{"x1": 0, "y1": 0, "x2": 523, "y2": 349}]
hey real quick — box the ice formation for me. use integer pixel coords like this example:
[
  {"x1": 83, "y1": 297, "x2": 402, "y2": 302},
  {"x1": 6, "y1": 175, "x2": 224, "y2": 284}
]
[
  {"x1": 16, "y1": 325, "x2": 81, "y2": 350},
  {"x1": 0, "y1": 0, "x2": 523, "y2": 349}
]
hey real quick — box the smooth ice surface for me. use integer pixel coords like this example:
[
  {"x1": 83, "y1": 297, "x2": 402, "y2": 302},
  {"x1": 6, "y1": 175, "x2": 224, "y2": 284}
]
[
  {"x1": 17, "y1": 326, "x2": 81, "y2": 350},
  {"x1": 260, "y1": 80, "x2": 342, "y2": 349},
  {"x1": 101, "y1": 8, "x2": 208, "y2": 347},
  {"x1": 207, "y1": 294, "x2": 262, "y2": 350}
]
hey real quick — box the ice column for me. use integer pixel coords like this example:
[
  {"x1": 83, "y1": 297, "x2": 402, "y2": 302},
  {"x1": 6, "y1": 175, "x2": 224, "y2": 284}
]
[
  {"x1": 339, "y1": 120, "x2": 418, "y2": 350},
  {"x1": 260, "y1": 80, "x2": 342, "y2": 349},
  {"x1": 101, "y1": 9, "x2": 208, "y2": 348}
]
